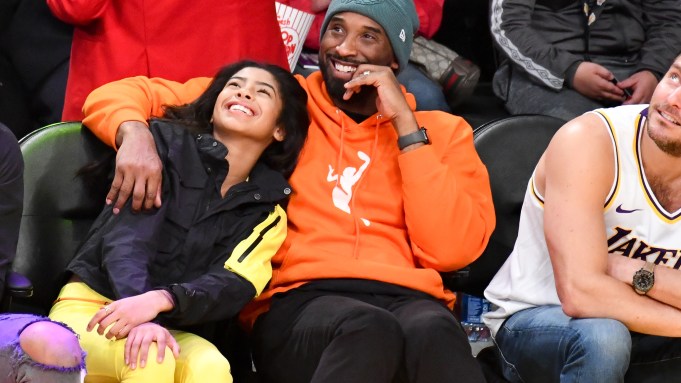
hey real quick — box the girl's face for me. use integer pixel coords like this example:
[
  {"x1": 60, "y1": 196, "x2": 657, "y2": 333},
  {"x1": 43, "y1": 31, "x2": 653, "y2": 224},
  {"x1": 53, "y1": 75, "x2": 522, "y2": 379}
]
[{"x1": 212, "y1": 67, "x2": 286, "y2": 144}]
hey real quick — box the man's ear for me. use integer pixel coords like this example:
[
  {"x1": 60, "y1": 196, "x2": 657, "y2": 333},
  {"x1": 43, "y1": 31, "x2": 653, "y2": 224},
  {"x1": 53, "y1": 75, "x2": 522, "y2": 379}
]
[
  {"x1": 273, "y1": 126, "x2": 286, "y2": 142},
  {"x1": 390, "y1": 59, "x2": 399, "y2": 71}
]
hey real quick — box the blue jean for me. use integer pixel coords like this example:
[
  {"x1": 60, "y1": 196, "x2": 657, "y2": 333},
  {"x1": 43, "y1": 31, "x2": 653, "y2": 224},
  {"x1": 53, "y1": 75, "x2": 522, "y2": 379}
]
[
  {"x1": 495, "y1": 305, "x2": 681, "y2": 383},
  {"x1": 397, "y1": 64, "x2": 451, "y2": 113}
]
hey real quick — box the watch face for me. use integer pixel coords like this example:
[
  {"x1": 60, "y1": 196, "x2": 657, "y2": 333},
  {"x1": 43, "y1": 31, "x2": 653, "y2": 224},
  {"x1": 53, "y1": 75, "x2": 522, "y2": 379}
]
[{"x1": 633, "y1": 269, "x2": 654, "y2": 293}]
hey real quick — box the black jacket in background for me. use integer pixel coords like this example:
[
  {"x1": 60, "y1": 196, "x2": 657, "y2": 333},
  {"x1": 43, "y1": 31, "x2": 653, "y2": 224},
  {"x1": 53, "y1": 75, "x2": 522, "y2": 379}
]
[
  {"x1": 0, "y1": 124, "x2": 23, "y2": 301},
  {"x1": 491, "y1": 0, "x2": 681, "y2": 90},
  {"x1": 0, "y1": 0, "x2": 72, "y2": 136}
]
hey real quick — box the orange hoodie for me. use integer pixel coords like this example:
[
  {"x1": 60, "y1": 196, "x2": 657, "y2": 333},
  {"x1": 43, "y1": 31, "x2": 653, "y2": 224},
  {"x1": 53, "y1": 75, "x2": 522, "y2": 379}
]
[{"x1": 83, "y1": 71, "x2": 495, "y2": 328}]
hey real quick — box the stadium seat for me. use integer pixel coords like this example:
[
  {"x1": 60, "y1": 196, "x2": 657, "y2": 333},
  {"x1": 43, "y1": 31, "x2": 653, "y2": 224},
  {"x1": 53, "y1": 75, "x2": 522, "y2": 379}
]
[
  {"x1": 441, "y1": 114, "x2": 566, "y2": 381},
  {"x1": 4, "y1": 122, "x2": 111, "y2": 313},
  {"x1": 444, "y1": 114, "x2": 566, "y2": 297}
]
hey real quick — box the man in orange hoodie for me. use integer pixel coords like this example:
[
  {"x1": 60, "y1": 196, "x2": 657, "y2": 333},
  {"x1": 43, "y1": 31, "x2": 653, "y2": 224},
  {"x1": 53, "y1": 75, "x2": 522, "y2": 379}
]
[{"x1": 81, "y1": 0, "x2": 495, "y2": 381}]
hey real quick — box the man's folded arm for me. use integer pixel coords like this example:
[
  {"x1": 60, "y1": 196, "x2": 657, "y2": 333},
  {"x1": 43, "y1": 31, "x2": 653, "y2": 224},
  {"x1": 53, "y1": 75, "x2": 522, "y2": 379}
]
[{"x1": 545, "y1": 114, "x2": 681, "y2": 337}]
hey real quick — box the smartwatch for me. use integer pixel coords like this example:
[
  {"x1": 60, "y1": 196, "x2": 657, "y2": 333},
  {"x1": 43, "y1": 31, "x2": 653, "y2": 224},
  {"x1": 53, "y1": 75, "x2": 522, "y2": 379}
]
[
  {"x1": 632, "y1": 261, "x2": 655, "y2": 295},
  {"x1": 398, "y1": 127, "x2": 430, "y2": 150}
]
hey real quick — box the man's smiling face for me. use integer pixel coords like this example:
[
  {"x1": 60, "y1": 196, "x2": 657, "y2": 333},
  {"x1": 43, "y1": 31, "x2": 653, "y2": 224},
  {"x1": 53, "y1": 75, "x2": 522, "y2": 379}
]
[
  {"x1": 318, "y1": 11, "x2": 397, "y2": 106},
  {"x1": 647, "y1": 56, "x2": 681, "y2": 157}
]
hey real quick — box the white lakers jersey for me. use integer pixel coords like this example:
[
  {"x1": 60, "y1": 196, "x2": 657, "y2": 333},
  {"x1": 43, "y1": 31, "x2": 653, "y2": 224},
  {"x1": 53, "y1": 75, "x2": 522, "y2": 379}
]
[{"x1": 483, "y1": 104, "x2": 681, "y2": 336}]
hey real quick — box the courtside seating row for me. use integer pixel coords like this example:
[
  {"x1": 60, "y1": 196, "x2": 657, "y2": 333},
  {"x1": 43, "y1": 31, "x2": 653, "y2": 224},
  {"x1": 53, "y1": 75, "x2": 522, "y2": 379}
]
[{"x1": 2, "y1": 115, "x2": 566, "y2": 382}]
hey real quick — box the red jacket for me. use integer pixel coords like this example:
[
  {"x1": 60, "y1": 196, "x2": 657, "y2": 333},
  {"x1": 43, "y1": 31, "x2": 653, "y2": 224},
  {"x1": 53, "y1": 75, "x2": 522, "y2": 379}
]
[{"x1": 48, "y1": 0, "x2": 289, "y2": 121}]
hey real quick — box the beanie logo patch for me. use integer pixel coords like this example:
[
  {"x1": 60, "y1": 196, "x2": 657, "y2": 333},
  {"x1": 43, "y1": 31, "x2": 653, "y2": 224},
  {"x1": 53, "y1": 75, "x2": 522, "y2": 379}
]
[{"x1": 399, "y1": 29, "x2": 406, "y2": 42}]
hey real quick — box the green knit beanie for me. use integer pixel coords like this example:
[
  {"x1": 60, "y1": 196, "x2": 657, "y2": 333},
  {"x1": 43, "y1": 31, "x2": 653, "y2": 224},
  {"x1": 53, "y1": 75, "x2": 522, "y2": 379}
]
[{"x1": 320, "y1": 0, "x2": 420, "y2": 74}]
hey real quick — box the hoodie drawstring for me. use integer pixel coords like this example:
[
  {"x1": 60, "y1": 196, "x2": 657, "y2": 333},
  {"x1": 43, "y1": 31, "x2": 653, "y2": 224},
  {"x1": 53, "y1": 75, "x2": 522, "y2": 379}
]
[{"x1": 349, "y1": 116, "x2": 381, "y2": 259}]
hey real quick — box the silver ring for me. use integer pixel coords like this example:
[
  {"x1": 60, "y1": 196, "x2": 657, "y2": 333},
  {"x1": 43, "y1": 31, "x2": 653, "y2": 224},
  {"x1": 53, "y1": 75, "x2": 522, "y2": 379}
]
[
  {"x1": 102, "y1": 306, "x2": 111, "y2": 314},
  {"x1": 362, "y1": 70, "x2": 371, "y2": 76}
]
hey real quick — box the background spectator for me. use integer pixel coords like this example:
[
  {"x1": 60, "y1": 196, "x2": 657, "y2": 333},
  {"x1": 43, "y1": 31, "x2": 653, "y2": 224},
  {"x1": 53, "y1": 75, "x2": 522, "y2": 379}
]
[
  {"x1": 0, "y1": 0, "x2": 72, "y2": 138},
  {"x1": 0, "y1": 123, "x2": 23, "y2": 302},
  {"x1": 48, "y1": 0, "x2": 290, "y2": 121},
  {"x1": 485, "y1": 55, "x2": 681, "y2": 382},
  {"x1": 491, "y1": 0, "x2": 681, "y2": 120}
]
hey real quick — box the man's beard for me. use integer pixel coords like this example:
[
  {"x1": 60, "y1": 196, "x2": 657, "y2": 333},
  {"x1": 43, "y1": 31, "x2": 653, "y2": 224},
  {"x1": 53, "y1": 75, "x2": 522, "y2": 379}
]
[
  {"x1": 648, "y1": 104, "x2": 681, "y2": 157},
  {"x1": 320, "y1": 56, "x2": 378, "y2": 109},
  {"x1": 320, "y1": 63, "x2": 347, "y2": 102}
]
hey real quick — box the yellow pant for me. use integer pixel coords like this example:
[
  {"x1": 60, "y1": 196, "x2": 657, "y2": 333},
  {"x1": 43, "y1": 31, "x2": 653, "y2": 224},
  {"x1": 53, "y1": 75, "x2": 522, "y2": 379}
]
[{"x1": 49, "y1": 282, "x2": 232, "y2": 383}]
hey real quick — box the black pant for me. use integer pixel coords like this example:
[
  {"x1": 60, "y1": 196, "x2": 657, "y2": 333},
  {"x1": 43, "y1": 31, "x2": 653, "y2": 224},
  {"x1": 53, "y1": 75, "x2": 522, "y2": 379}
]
[
  {"x1": 625, "y1": 332, "x2": 681, "y2": 383},
  {"x1": 252, "y1": 281, "x2": 486, "y2": 383},
  {"x1": 0, "y1": 123, "x2": 23, "y2": 300}
]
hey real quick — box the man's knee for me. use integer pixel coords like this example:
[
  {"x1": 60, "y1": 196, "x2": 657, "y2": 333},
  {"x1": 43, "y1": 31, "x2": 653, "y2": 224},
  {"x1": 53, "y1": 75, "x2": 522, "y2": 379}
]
[
  {"x1": 340, "y1": 304, "x2": 403, "y2": 343},
  {"x1": 296, "y1": 297, "x2": 405, "y2": 354},
  {"x1": 571, "y1": 318, "x2": 631, "y2": 370},
  {"x1": 293, "y1": 296, "x2": 404, "y2": 342},
  {"x1": 178, "y1": 348, "x2": 232, "y2": 383},
  {"x1": 400, "y1": 305, "x2": 459, "y2": 340},
  {"x1": 497, "y1": 308, "x2": 631, "y2": 382}
]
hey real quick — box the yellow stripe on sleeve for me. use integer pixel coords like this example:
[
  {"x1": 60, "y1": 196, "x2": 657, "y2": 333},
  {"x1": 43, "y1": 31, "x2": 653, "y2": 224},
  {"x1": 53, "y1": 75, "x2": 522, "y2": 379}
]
[{"x1": 224, "y1": 205, "x2": 287, "y2": 296}]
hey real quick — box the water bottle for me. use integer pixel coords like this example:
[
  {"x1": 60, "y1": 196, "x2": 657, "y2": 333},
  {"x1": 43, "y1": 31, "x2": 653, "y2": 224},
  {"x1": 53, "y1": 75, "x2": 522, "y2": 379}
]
[{"x1": 457, "y1": 293, "x2": 491, "y2": 343}]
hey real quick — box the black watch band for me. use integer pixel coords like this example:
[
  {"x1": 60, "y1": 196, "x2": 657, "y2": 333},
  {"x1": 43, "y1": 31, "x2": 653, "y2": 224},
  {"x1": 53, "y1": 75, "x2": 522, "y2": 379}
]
[{"x1": 398, "y1": 127, "x2": 430, "y2": 150}]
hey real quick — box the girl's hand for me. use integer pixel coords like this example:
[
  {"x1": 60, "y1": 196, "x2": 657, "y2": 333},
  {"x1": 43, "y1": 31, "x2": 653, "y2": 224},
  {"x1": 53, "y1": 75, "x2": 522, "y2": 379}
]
[
  {"x1": 87, "y1": 290, "x2": 175, "y2": 339},
  {"x1": 124, "y1": 322, "x2": 180, "y2": 370}
]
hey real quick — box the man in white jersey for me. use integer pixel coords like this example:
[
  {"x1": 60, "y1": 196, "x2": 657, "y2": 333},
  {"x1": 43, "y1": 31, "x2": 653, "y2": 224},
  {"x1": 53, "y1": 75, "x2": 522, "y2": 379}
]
[{"x1": 484, "y1": 54, "x2": 681, "y2": 382}]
